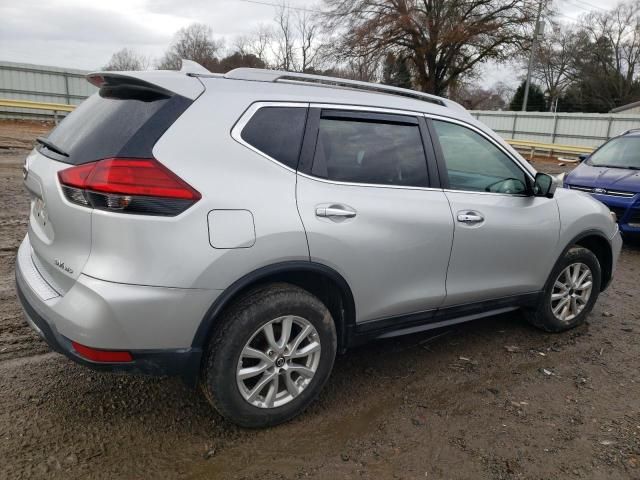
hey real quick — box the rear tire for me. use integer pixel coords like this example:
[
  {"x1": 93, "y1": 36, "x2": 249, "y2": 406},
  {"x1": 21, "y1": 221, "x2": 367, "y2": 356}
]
[
  {"x1": 525, "y1": 246, "x2": 601, "y2": 332},
  {"x1": 200, "y1": 283, "x2": 337, "y2": 428}
]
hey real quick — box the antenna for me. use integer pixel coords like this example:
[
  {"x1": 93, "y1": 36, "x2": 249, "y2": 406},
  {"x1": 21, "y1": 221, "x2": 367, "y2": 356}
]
[{"x1": 180, "y1": 59, "x2": 211, "y2": 75}]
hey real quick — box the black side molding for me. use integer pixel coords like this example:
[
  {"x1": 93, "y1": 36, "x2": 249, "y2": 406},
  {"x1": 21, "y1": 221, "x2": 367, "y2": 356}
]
[{"x1": 351, "y1": 292, "x2": 542, "y2": 345}]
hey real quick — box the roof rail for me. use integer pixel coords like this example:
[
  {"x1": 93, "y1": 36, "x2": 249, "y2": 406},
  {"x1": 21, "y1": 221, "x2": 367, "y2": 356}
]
[
  {"x1": 621, "y1": 128, "x2": 640, "y2": 135},
  {"x1": 223, "y1": 68, "x2": 448, "y2": 107}
]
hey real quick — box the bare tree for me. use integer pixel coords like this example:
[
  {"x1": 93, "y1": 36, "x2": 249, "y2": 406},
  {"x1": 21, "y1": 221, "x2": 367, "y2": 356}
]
[
  {"x1": 157, "y1": 23, "x2": 223, "y2": 71},
  {"x1": 323, "y1": 0, "x2": 535, "y2": 95},
  {"x1": 581, "y1": 1, "x2": 640, "y2": 101},
  {"x1": 272, "y1": 3, "x2": 327, "y2": 72},
  {"x1": 532, "y1": 25, "x2": 579, "y2": 111},
  {"x1": 449, "y1": 81, "x2": 512, "y2": 110},
  {"x1": 296, "y1": 10, "x2": 324, "y2": 72},
  {"x1": 273, "y1": 4, "x2": 296, "y2": 70},
  {"x1": 103, "y1": 48, "x2": 150, "y2": 71},
  {"x1": 554, "y1": 1, "x2": 640, "y2": 112},
  {"x1": 343, "y1": 47, "x2": 383, "y2": 81},
  {"x1": 235, "y1": 24, "x2": 273, "y2": 65}
]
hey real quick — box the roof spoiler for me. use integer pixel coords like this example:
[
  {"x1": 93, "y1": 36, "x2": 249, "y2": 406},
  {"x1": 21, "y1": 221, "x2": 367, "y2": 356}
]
[{"x1": 86, "y1": 64, "x2": 206, "y2": 100}]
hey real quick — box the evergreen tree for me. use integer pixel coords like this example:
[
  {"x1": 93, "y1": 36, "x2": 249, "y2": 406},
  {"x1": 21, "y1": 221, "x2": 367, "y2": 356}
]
[
  {"x1": 509, "y1": 81, "x2": 546, "y2": 111},
  {"x1": 382, "y1": 53, "x2": 413, "y2": 89}
]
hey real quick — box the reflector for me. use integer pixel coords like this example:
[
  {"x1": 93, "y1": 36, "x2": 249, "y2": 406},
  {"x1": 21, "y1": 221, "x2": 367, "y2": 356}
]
[{"x1": 71, "y1": 341, "x2": 133, "y2": 363}]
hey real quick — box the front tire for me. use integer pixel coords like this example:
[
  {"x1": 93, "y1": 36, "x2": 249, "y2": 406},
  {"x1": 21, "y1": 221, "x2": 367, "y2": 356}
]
[
  {"x1": 200, "y1": 283, "x2": 337, "y2": 428},
  {"x1": 525, "y1": 246, "x2": 602, "y2": 332}
]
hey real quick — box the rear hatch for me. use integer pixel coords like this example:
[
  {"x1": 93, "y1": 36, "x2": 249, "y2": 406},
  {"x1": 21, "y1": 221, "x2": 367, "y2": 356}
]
[{"x1": 24, "y1": 72, "x2": 203, "y2": 294}]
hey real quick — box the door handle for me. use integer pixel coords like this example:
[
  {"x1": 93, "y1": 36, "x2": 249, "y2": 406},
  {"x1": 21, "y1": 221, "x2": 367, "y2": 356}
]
[
  {"x1": 315, "y1": 205, "x2": 357, "y2": 218},
  {"x1": 457, "y1": 211, "x2": 484, "y2": 224}
]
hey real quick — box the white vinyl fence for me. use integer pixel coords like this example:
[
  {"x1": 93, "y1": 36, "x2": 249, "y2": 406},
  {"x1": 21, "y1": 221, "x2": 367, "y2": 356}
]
[
  {"x1": 471, "y1": 110, "x2": 640, "y2": 149},
  {"x1": 0, "y1": 61, "x2": 96, "y2": 120},
  {"x1": 2, "y1": 60, "x2": 640, "y2": 146}
]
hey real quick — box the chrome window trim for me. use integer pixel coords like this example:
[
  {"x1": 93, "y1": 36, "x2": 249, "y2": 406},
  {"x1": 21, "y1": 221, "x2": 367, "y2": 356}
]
[
  {"x1": 296, "y1": 171, "x2": 442, "y2": 192},
  {"x1": 232, "y1": 101, "x2": 535, "y2": 195},
  {"x1": 312, "y1": 103, "x2": 534, "y2": 178},
  {"x1": 307, "y1": 103, "x2": 435, "y2": 190},
  {"x1": 230, "y1": 101, "x2": 310, "y2": 174},
  {"x1": 442, "y1": 188, "x2": 530, "y2": 198},
  {"x1": 310, "y1": 102, "x2": 425, "y2": 117}
]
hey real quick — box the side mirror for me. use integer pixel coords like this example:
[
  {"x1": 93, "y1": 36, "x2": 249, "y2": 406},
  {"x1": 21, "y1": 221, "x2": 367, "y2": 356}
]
[
  {"x1": 578, "y1": 154, "x2": 588, "y2": 162},
  {"x1": 533, "y1": 172, "x2": 557, "y2": 198}
]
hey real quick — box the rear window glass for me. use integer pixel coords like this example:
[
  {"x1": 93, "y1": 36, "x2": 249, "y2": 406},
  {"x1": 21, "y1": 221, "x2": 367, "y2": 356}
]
[
  {"x1": 241, "y1": 106, "x2": 308, "y2": 169},
  {"x1": 43, "y1": 90, "x2": 189, "y2": 164}
]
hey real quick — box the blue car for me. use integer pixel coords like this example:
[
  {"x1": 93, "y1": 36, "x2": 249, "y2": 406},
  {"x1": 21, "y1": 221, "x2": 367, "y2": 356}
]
[{"x1": 564, "y1": 129, "x2": 640, "y2": 239}]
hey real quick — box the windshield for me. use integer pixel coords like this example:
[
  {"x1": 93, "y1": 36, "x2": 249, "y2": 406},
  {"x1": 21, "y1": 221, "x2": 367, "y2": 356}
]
[{"x1": 588, "y1": 136, "x2": 640, "y2": 169}]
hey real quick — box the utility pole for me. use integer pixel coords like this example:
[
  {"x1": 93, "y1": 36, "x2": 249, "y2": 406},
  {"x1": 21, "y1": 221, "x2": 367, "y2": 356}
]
[{"x1": 522, "y1": 0, "x2": 546, "y2": 111}]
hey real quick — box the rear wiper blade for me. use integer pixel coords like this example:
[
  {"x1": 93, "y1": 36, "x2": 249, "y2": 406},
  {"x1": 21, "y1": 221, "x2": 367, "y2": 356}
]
[{"x1": 36, "y1": 137, "x2": 69, "y2": 157}]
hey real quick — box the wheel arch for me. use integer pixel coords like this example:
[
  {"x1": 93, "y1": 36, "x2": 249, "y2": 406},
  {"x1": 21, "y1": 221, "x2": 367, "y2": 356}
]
[
  {"x1": 191, "y1": 261, "x2": 356, "y2": 353},
  {"x1": 563, "y1": 230, "x2": 614, "y2": 291}
]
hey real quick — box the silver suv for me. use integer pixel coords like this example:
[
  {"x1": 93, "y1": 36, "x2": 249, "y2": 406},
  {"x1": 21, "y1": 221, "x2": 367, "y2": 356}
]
[{"x1": 16, "y1": 64, "x2": 622, "y2": 427}]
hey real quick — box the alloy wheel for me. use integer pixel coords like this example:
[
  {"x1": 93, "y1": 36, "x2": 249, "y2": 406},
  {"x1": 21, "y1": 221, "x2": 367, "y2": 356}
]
[
  {"x1": 236, "y1": 315, "x2": 321, "y2": 408},
  {"x1": 551, "y1": 262, "x2": 593, "y2": 322}
]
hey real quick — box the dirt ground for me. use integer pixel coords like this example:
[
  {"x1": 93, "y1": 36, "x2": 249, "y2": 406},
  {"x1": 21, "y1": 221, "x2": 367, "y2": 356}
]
[{"x1": 1, "y1": 119, "x2": 640, "y2": 480}]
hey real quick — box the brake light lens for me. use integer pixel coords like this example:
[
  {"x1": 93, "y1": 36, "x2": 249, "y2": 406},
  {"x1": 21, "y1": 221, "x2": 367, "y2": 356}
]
[{"x1": 58, "y1": 158, "x2": 201, "y2": 216}]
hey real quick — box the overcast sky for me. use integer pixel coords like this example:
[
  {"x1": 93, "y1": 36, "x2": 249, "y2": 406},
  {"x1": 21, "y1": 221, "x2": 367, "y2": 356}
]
[{"x1": 0, "y1": 0, "x2": 623, "y2": 87}]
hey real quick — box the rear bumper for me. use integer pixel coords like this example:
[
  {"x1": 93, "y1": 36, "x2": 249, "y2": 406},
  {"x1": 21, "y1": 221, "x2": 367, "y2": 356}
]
[
  {"x1": 15, "y1": 236, "x2": 219, "y2": 384},
  {"x1": 16, "y1": 279, "x2": 201, "y2": 383}
]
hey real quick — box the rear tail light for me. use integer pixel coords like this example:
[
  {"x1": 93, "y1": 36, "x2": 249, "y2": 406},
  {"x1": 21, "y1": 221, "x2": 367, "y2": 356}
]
[{"x1": 58, "y1": 158, "x2": 201, "y2": 216}]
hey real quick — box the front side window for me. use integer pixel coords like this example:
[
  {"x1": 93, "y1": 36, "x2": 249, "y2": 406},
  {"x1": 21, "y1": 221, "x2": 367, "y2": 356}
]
[
  {"x1": 311, "y1": 115, "x2": 428, "y2": 187},
  {"x1": 241, "y1": 106, "x2": 307, "y2": 169},
  {"x1": 587, "y1": 136, "x2": 640, "y2": 169},
  {"x1": 432, "y1": 120, "x2": 528, "y2": 194}
]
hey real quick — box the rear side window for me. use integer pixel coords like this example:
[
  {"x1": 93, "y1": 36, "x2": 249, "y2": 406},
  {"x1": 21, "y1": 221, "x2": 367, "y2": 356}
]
[
  {"x1": 311, "y1": 116, "x2": 428, "y2": 187},
  {"x1": 241, "y1": 106, "x2": 308, "y2": 169},
  {"x1": 43, "y1": 86, "x2": 191, "y2": 165}
]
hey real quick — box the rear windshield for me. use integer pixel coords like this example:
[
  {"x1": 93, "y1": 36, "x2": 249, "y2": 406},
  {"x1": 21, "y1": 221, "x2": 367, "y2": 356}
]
[{"x1": 42, "y1": 87, "x2": 191, "y2": 164}]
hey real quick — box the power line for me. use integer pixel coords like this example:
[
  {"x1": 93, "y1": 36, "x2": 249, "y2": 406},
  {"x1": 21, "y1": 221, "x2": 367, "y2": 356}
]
[
  {"x1": 238, "y1": 0, "x2": 325, "y2": 15},
  {"x1": 563, "y1": 0, "x2": 605, "y2": 15},
  {"x1": 569, "y1": 0, "x2": 607, "y2": 12}
]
